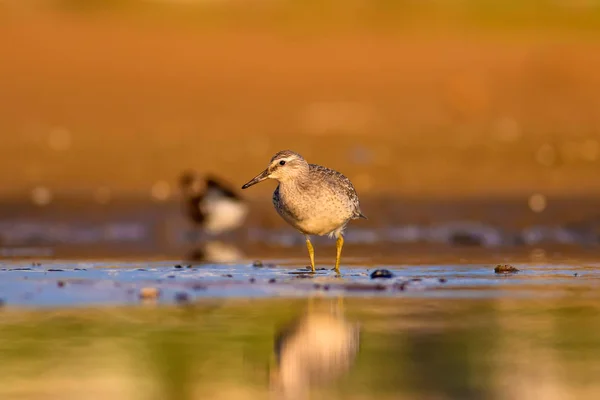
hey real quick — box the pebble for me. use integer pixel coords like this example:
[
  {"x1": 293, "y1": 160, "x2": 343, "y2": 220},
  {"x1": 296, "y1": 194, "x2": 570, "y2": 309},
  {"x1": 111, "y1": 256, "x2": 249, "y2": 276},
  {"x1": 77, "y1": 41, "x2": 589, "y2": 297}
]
[
  {"x1": 370, "y1": 269, "x2": 394, "y2": 279},
  {"x1": 57, "y1": 280, "x2": 65, "y2": 288},
  {"x1": 174, "y1": 292, "x2": 190, "y2": 304},
  {"x1": 139, "y1": 287, "x2": 160, "y2": 300},
  {"x1": 494, "y1": 264, "x2": 519, "y2": 274}
]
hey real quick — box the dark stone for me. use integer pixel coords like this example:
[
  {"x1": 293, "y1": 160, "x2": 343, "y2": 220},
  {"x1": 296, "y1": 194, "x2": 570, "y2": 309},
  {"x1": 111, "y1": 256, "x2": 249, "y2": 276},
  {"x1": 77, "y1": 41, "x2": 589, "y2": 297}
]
[
  {"x1": 222, "y1": 274, "x2": 233, "y2": 278},
  {"x1": 494, "y1": 264, "x2": 519, "y2": 274},
  {"x1": 249, "y1": 278, "x2": 256, "y2": 283},
  {"x1": 252, "y1": 260, "x2": 264, "y2": 267},
  {"x1": 47, "y1": 269, "x2": 64, "y2": 272},
  {"x1": 268, "y1": 278, "x2": 276, "y2": 284},
  {"x1": 370, "y1": 269, "x2": 394, "y2": 279},
  {"x1": 323, "y1": 285, "x2": 330, "y2": 291},
  {"x1": 10, "y1": 267, "x2": 32, "y2": 271},
  {"x1": 174, "y1": 265, "x2": 183, "y2": 269},
  {"x1": 439, "y1": 278, "x2": 447, "y2": 283},
  {"x1": 57, "y1": 280, "x2": 65, "y2": 288},
  {"x1": 175, "y1": 292, "x2": 190, "y2": 304}
]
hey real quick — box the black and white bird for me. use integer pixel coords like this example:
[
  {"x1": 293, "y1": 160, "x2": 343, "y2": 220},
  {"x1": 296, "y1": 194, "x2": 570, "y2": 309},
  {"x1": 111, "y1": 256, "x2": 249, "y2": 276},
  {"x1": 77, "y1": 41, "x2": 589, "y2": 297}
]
[{"x1": 179, "y1": 171, "x2": 249, "y2": 237}]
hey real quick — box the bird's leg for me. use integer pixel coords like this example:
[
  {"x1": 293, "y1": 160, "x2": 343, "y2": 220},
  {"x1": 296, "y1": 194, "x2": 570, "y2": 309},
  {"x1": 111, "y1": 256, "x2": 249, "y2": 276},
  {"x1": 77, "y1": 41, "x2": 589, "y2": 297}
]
[
  {"x1": 305, "y1": 235, "x2": 316, "y2": 272},
  {"x1": 334, "y1": 234, "x2": 344, "y2": 274}
]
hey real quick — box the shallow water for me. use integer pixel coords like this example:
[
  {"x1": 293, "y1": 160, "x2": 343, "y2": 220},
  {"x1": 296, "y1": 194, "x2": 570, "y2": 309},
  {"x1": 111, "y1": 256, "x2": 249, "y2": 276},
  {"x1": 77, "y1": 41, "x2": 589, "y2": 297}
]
[
  {"x1": 1, "y1": 295, "x2": 600, "y2": 399},
  {"x1": 0, "y1": 255, "x2": 600, "y2": 399},
  {"x1": 1, "y1": 257, "x2": 599, "y2": 307}
]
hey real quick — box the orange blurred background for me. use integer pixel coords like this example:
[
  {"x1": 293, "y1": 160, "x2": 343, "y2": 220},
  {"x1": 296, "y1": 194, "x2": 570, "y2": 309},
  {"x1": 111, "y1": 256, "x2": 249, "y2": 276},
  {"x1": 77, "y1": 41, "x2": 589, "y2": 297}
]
[{"x1": 1, "y1": 0, "x2": 599, "y2": 205}]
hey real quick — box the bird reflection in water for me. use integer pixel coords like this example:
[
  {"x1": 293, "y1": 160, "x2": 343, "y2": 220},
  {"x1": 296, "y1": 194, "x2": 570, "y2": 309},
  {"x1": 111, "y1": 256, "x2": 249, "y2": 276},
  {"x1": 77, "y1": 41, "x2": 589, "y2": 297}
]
[
  {"x1": 270, "y1": 298, "x2": 360, "y2": 399},
  {"x1": 186, "y1": 240, "x2": 245, "y2": 263}
]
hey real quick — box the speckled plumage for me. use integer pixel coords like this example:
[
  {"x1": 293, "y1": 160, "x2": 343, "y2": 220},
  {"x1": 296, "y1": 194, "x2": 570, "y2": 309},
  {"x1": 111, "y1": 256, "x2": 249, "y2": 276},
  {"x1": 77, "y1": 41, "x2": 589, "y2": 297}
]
[
  {"x1": 272, "y1": 163, "x2": 364, "y2": 237},
  {"x1": 242, "y1": 150, "x2": 366, "y2": 273}
]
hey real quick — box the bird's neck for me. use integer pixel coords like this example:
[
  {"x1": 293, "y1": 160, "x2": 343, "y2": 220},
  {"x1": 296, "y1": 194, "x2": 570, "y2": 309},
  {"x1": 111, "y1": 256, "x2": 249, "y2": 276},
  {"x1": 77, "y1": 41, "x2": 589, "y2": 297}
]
[{"x1": 279, "y1": 174, "x2": 310, "y2": 195}]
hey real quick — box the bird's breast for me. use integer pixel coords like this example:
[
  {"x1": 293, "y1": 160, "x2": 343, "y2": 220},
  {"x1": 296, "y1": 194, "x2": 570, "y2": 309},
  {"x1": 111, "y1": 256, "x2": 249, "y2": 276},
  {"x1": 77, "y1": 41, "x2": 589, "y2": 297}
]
[{"x1": 273, "y1": 185, "x2": 353, "y2": 236}]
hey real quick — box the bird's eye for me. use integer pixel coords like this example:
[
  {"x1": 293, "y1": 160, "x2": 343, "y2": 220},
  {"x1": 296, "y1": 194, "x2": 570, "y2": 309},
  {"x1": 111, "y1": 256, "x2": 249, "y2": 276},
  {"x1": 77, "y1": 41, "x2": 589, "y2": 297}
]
[{"x1": 279, "y1": 160, "x2": 286, "y2": 166}]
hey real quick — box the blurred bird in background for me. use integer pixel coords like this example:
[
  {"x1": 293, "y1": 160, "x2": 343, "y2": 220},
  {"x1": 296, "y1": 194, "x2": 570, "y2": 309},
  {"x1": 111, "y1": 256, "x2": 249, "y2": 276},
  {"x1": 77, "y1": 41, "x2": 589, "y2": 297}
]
[{"x1": 179, "y1": 170, "x2": 249, "y2": 238}]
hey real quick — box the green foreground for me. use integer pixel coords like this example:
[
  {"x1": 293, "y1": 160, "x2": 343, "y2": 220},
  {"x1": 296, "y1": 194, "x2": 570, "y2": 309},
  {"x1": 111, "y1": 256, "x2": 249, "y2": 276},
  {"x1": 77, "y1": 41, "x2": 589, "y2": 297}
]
[{"x1": 1, "y1": 296, "x2": 600, "y2": 399}]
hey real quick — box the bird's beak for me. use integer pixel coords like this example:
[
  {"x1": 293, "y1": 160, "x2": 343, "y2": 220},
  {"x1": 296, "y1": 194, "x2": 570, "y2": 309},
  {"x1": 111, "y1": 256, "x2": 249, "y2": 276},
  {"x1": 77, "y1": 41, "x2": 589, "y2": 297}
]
[{"x1": 241, "y1": 169, "x2": 269, "y2": 189}]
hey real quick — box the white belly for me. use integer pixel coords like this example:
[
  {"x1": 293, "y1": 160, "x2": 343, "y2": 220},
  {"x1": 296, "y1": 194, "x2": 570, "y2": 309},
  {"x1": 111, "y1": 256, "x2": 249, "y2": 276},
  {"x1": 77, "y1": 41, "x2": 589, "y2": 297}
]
[{"x1": 202, "y1": 198, "x2": 248, "y2": 235}]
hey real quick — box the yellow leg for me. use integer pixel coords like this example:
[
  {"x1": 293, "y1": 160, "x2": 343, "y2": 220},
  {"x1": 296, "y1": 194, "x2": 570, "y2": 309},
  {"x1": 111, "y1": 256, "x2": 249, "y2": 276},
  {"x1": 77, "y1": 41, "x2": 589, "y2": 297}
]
[
  {"x1": 335, "y1": 235, "x2": 344, "y2": 274},
  {"x1": 305, "y1": 236, "x2": 316, "y2": 272}
]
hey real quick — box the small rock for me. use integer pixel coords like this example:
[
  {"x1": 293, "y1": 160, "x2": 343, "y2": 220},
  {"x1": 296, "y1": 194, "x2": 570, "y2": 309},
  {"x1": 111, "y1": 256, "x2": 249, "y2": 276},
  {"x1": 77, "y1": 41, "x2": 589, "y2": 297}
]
[
  {"x1": 574, "y1": 273, "x2": 579, "y2": 277},
  {"x1": 139, "y1": 287, "x2": 160, "y2": 300},
  {"x1": 185, "y1": 265, "x2": 192, "y2": 268},
  {"x1": 411, "y1": 278, "x2": 422, "y2": 282},
  {"x1": 136, "y1": 268, "x2": 147, "y2": 271},
  {"x1": 249, "y1": 278, "x2": 256, "y2": 283},
  {"x1": 252, "y1": 260, "x2": 264, "y2": 267},
  {"x1": 10, "y1": 267, "x2": 32, "y2": 271},
  {"x1": 174, "y1": 265, "x2": 183, "y2": 269},
  {"x1": 174, "y1": 292, "x2": 190, "y2": 304},
  {"x1": 191, "y1": 283, "x2": 206, "y2": 291},
  {"x1": 268, "y1": 278, "x2": 276, "y2": 284},
  {"x1": 323, "y1": 285, "x2": 330, "y2": 291},
  {"x1": 74, "y1": 268, "x2": 87, "y2": 271},
  {"x1": 57, "y1": 280, "x2": 65, "y2": 288},
  {"x1": 370, "y1": 269, "x2": 394, "y2": 279},
  {"x1": 313, "y1": 283, "x2": 321, "y2": 289},
  {"x1": 439, "y1": 278, "x2": 447, "y2": 283},
  {"x1": 47, "y1": 269, "x2": 64, "y2": 272},
  {"x1": 222, "y1": 274, "x2": 233, "y2": 278},
  {"x1": 494, "y1": 264, "x2": 519, "y2": 274},
  {"x1": 167, "y1": 275, "x2": 176, "y2": 279}
]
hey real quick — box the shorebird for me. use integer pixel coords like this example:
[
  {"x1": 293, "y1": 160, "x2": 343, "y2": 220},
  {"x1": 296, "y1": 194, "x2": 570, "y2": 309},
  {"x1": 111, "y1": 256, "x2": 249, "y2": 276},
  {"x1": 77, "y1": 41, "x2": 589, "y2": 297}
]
[
  {"x1": 179, "y1": 171, "x2": 248, "y2": 236},
  {"x1": 241, "y1": 150, "x2": 366, "y2": 273}
]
